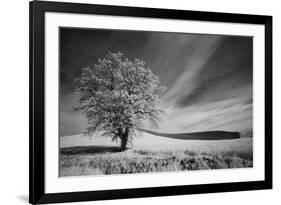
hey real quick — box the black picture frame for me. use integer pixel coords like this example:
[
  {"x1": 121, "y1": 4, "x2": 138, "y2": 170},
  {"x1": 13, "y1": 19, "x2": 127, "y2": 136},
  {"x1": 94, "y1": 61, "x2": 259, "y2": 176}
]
[{"x1": 29, "y1": 1, "x2": 272, "y2": 204}]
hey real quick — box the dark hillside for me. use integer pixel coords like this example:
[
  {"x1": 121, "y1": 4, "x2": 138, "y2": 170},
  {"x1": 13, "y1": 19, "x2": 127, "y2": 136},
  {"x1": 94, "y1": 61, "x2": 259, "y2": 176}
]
[{"x1": 140, "y1": 129, "x2": 240, "y2": 140}]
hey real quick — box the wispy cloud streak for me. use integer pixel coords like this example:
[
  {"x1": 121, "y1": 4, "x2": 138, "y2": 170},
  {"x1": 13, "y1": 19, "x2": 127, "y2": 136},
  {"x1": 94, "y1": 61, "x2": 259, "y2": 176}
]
[{"x1": 161, "y1": 36, "x2": 223, "y2": 106}]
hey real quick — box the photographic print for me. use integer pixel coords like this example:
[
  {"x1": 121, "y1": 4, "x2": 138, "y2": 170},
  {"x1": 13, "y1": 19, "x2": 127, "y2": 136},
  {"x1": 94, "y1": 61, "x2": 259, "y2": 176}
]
[
  {"x1": 59, "y1": 28, "x2": 253, "y2": 177},
  {"x1": 30, "y1": 2, "x2": 272, "y2": 203}
]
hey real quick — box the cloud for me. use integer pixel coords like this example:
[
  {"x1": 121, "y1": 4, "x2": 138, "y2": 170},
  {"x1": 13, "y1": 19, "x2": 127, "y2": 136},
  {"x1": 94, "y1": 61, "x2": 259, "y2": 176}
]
[
  {"x1": 161, "y1": 35, "x2": 223, "y2": 106},
  {"x1": 149, "y1": 36, "x2": 253, "y2": 134},
  {"x1": 150, "y1": 97, "x2": 252, "y2": 134},
  {"x1": 161, "y1": 36, "x2": 252, "y2": 108}
]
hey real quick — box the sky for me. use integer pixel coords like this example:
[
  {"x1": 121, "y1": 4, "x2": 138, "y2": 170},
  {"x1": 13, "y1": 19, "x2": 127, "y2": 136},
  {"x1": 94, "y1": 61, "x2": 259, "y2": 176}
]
[{"x1": 59, "y1": 27, "x2": 253, "y2": 137}]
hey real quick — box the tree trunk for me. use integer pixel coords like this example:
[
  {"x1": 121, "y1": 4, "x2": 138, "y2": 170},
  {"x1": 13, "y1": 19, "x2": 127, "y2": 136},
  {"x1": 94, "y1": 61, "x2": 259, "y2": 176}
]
[{"x1": 118, "y1": 127, "x2": 129, "y2": 151}]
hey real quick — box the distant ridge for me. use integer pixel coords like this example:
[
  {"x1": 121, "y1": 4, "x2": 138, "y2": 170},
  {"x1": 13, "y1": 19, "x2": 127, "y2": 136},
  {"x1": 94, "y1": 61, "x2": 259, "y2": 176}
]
[{"x1": 140, "y1": 129, "x2": 240, "y2": 140}]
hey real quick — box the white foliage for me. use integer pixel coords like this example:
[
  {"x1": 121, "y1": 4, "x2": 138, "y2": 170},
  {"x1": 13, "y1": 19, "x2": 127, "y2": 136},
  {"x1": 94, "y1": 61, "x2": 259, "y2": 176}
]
[{"x1": 74, "y1": 52, "x2": 165, "y2": 143}]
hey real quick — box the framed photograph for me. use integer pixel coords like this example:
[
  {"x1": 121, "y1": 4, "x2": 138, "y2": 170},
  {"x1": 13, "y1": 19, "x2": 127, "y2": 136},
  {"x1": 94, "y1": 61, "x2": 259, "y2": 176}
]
[{"x1": 29, "y1": 1, "x2": 272, "y2": 204}]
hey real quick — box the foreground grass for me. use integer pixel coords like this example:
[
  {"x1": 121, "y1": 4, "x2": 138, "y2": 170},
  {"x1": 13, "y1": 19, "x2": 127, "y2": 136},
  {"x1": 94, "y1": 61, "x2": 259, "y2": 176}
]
[{"x1": 60, "y1": 149, "x2": 253, "y2": 177}]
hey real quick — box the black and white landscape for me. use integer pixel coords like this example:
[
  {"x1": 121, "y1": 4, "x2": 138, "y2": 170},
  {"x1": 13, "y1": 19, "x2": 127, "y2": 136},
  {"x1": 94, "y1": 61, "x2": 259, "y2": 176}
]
[{"x1": 59, "y1": 28, "x2": 253, "y2": 177}]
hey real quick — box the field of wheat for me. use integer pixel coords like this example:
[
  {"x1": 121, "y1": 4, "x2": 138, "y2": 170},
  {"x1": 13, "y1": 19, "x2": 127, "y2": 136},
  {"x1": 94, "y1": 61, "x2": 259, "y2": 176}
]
[
  {"x1": 60, "y1": 149, "x2": 252, "y2": 176},
  {"x1": 59, "y1": 132, "x2": 253, "y2": 177}
]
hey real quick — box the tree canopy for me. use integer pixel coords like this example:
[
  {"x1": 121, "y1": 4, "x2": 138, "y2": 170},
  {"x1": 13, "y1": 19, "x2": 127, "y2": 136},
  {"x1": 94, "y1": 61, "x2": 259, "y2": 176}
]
[{"x1": 74, "y1": 52, "x2": 164, "y2": 150}]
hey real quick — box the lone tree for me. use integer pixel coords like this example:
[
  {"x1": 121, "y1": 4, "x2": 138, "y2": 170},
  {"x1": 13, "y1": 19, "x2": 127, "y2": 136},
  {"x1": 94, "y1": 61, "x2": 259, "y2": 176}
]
[{"x1": 74, "y1": 52, "x2": 164, "y2": 151}]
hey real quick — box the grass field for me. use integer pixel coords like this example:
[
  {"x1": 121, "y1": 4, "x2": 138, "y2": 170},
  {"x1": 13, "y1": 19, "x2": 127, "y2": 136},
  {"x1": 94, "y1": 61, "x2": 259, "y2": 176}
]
[{"x1": 59, "y1": 131, "x2": 253, "y2": 177}]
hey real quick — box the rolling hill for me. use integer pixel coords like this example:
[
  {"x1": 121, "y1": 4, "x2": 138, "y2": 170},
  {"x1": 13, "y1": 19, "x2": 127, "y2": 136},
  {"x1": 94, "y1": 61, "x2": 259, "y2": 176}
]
[{"x1": 60, "y1": 130, "x2": 252, "y2": 176}]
